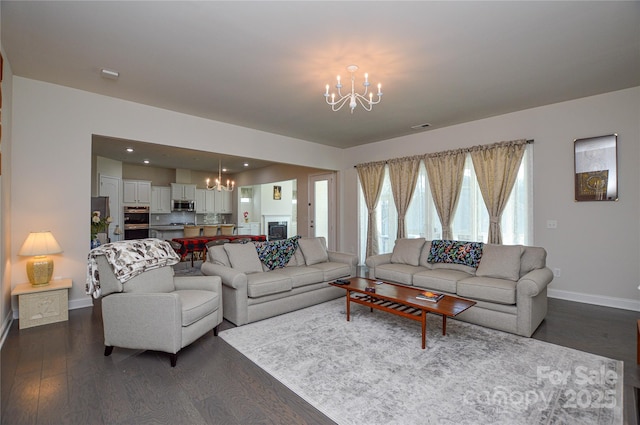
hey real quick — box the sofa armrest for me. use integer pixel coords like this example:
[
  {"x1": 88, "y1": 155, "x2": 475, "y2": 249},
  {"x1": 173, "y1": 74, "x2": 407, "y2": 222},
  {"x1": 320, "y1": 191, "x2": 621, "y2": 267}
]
[
  {"x1": 365, "y1": 253, "x2": 392, "y2": 268},
  {"x1": 517, "y1": 267, "x2": 553, "y2": 297},
  {"x1": 328, "y1": 251, "x2": 358, "y2": 277},
  {"x1": 201, "y1": 262, "x2": 249, "y2": 326},
  {"x1": 328, "y1": 251, "x2": 357, "y2": 265},
  {"x1": 174, "y1": 275, "x2": 222, "y2": 293},
  {"x1": 201, "y1": 263, "x2": 248, "y2": 293},
  {"x1": 102, "y1": 292, "x2": 182, "y2": 353}
]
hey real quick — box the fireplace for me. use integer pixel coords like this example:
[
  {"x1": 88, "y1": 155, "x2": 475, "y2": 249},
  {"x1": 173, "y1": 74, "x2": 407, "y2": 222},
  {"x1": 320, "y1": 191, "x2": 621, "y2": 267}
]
[{"x1": 268, "y1": 221, "x2": 288, "y2": 241}]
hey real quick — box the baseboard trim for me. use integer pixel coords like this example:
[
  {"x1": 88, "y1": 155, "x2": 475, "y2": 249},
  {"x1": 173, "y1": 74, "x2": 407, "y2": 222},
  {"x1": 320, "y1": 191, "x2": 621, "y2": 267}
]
[
  {"x1": 69, "y1": 297, "x2": 93, "y2": 310},
  {"x1": 548, "y1": 288, "x2": 640, "y2": 312}
]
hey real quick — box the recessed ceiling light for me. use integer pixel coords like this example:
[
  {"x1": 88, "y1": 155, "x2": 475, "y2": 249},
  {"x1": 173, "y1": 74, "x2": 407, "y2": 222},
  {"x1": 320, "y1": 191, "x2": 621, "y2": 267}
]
[
  {"x1": 143, "y1": 160, "x2": 150, "y2": 164},
  {"x1": 244, "y1": 163, "x2": 249, "y2": 167},
  {"x1": 126, "y1": 148, "x2": 134, "y2": 152},
  {"x1": 222, "y1": 168, "x2": 228, "y2": 172},
  {"x1": 411, "y1": 123, "x2": 431, "y2": 130}
]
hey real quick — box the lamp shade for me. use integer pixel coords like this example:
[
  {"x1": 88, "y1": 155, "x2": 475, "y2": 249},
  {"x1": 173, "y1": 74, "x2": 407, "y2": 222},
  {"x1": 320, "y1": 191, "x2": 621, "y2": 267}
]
[
  {"x1": 18, "y1": 231, "x2": 63, "y2": 286},
  {"x1": 19, "y1": 231, "x2": 63, "y2": 256}
]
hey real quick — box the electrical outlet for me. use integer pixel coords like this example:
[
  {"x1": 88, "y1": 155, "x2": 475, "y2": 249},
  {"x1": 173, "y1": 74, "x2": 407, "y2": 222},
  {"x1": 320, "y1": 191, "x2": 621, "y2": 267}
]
[
  {"x1": 553, "y1": 268, "x2": 561, "y2": 277},
  {"x1": 547, "y1": 220, "x2": 558, "y2": 229}
]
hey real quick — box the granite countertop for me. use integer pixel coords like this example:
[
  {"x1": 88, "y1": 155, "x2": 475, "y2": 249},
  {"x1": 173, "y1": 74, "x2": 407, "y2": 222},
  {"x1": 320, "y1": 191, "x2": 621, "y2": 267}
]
[
  {"x1": 150, "y1": 225, "x2": 190, "y2": 231},
  {"x1": 150, "y1": 224, "x2": 228, "y2": 231}
]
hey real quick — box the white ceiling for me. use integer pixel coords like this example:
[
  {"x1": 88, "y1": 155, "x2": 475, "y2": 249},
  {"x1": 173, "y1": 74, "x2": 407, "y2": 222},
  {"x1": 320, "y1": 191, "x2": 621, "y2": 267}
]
[{"x1": 3, "y1": 1, "x2": 639, "y2": 155}]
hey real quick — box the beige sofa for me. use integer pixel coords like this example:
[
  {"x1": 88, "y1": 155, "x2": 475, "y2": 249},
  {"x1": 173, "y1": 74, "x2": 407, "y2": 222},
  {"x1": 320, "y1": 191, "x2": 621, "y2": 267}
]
[
  {"x1": 365, "y1": 238, "x2": 553, "y2": 337},
  {"x1": 201, "y1": 237, "x2": 357, "y2": 326}
]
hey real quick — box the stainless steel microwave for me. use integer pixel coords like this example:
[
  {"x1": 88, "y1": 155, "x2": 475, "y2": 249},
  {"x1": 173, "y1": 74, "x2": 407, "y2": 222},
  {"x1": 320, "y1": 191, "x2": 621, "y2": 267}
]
[{"x1": 172, "y1": 200, "x2": 195, "y2": 212}]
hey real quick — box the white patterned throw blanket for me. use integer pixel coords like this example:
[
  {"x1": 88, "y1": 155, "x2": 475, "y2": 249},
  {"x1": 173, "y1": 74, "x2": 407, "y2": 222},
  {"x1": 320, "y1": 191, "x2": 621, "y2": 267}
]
[{"x1": 86, "y1": 238, "x2": 180, "y2": 299}]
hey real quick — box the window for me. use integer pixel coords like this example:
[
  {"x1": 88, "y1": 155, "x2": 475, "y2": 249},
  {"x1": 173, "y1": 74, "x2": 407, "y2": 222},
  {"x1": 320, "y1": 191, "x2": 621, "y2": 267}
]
[{"x1": 358, "y1": 145, "x2": 532, "y2": 264}]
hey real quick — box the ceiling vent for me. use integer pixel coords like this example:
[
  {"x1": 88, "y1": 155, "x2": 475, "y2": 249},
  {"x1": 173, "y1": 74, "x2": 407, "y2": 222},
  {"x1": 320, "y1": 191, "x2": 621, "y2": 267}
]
[{"x1": 100, "y1": 68, "x2": 119, "y2": 80}]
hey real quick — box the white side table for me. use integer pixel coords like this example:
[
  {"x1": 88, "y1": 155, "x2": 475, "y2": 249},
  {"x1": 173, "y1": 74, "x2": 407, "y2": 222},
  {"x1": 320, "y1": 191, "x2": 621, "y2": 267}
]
[{"x1": 11, "y1": 279, "x2": 73, "y2": 329}]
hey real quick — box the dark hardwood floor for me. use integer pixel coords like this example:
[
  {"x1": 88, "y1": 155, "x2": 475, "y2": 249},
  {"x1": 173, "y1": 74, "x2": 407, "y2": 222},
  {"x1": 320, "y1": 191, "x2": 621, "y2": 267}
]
[{"x1": 1, "y1": 296, "x2": 638, "y2": 424}]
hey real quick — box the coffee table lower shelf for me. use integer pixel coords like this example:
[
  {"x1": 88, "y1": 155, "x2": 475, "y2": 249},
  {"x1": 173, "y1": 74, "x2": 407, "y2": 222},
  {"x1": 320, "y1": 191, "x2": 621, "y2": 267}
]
[
  {"x1": 331, "y1": 277, "x2": 476, "y2": 349},
  {"x1": 349, "y1": 293, "x2": 448, "y2": 349}
]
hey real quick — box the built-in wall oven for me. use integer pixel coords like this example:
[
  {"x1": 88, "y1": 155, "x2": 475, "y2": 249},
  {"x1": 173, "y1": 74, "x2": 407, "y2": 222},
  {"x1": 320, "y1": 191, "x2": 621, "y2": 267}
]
[{"x1": 123, "y1": 206, "x2": 150, "y2": 240}]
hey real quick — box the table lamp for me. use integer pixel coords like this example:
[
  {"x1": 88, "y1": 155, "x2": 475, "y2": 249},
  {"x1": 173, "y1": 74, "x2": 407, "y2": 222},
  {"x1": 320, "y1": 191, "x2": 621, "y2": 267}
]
[{"x1": 18, "y1": 231, "x2": 63, "y2": 286}]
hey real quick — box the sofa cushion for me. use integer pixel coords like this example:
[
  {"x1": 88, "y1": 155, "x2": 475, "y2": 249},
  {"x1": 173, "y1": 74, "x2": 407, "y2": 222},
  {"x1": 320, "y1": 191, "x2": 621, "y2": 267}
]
[
  {"x1": 254, "y1": 236, "x2": 300, "y2": 270},
  {"x1": 286, "y1": 248, "x2": 306, "y2": 267},
  {"x1": 412, "y1": 268, "x2": 473, "y2": 293},
  {"x1": 391, "y1": 238, "x2": 426, "y2": 266},
  {"x1": 476, "y1": 244, "x2": 523, "y2": 281},
  {"x1": 307, "y1": 262, "x2": 350, "y2": 282},
  {"x1": 224, "y1": 243, "x2": 263, "y2": 274},
  {"x1": 428, "y1": 240, "x2": 484, "y2": 269},
  {"x1": 246, "y1": 272, "x2": 292, "y2": 298},
  {"x1": 375, "y1": 263, "x2": 427, "y2": 286},
  {"x1": 122, "y1": 266, "x2": 176, "y2": 293},
  {"x1": 430, "y1": 262, "x2": 477, "y2": 274},
  {"x1": 174, "y1": 289, "x2": 220, "y2": 326},
  {"x1": 457, "y1": 276, "x2": 517, "y2": 305},
  {"x1": 418, "y1": 240, "x2": 433, "y2": 269},
  {"x1": 207, "y1": 245, "x2": 231, "y2": 267},
  {"x1": 520, "y1": 246, "x2": 546, "y2": 277},
  {"x1": 276, "y1": 266, "x2": 325, "y2": 288},
  {"x1": 298, "y1": 237, "x2": 329, "y2": 265}
]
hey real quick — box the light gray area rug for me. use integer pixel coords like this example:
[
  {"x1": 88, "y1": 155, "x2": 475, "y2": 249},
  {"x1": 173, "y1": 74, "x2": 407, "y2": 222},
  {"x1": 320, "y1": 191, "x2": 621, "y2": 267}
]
[{"x1": 220, "y1": 299, "x2": 623, "y2": 425}]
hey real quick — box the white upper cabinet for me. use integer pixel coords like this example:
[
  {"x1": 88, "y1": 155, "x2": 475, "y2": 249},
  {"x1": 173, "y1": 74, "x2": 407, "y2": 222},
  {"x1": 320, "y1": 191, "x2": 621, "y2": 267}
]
[
  {"x1": 123, "y1": 180, "x2": 151, "y2": 205},
  {"x1": 215, "y1": 190, "x2": 233, "y2": 214},
  {"x1": 151, "y1": 186, "x2": 172, "y2": 213},
  {"x1": 195, "y1": 189, "x2": 216, "y2": 213},
  {"x1": 171, "y1": 183, "x2": 196, "y2": 201}
]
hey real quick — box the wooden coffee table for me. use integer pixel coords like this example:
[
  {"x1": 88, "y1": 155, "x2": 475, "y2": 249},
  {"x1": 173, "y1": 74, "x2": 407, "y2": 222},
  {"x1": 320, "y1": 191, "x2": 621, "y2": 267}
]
[{"x1": 330, "y1": 277, "x2": 476, "y2": 349}]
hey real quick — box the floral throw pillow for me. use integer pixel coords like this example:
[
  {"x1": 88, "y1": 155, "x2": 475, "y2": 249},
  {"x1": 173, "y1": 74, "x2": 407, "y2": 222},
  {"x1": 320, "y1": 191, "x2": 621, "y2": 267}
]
[
  {"x1": 255, "y1": 236, "x2": 301, "y2": 270},
  {"x1": 427, "y1": 239, "x2": 484, "y2": 269}
]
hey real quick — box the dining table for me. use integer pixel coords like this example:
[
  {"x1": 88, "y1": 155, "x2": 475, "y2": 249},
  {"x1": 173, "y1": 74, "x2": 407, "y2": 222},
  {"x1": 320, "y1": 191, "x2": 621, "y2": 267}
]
[{"x1": 171, "y1": 235, "x2": 267, "y2": 265}]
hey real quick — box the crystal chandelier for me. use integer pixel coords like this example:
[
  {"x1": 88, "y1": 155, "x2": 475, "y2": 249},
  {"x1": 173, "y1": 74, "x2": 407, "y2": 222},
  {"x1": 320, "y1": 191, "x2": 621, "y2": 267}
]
[
  {"x1": 324, "y1": 65, "x2": 382, "y2": 113},
  {"x1": 206, "y1": 159, "x2": 234, "y2": 191}
]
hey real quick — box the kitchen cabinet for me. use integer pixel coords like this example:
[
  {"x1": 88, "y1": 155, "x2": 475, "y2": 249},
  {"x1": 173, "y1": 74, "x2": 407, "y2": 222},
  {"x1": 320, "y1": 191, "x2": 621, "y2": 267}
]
[
  {"x1": 171, "y1": 183, "x2": 196, "y2": 201},
  {"x1": 151, "y1": 186, "x2": 172, "y2": 213},
  {"x1": 237, "y1": 222, "x2": 260, "y2": 235},
  {"x1": 215, "y1": 190, "x2": 233, "y2": 213},
  {"x1": 195, "y1": 189, "x2": 216, "y2": 213},
  {"x1": 123, "y1": 180, "x2": 151, "y2": 204}
]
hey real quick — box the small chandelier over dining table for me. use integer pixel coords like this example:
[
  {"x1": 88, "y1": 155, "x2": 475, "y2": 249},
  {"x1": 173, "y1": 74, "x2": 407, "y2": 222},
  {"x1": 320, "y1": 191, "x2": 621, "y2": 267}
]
[
  {"x1": 324, "y1": 65, "x2": 383, "y2": 113},
  {"x1": 206, "y1": 159, "x2": 234, "y2": 192}
]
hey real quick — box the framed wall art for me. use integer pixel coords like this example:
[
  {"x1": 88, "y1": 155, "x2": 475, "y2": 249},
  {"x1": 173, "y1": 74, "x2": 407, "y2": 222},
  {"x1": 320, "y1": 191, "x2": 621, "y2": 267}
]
[
  {"x1": 273, "y1": 185, "x2": 282, "y2": 200},
  {"x1": 574, "y1": 134, "x2": 618, "y2": 202}
]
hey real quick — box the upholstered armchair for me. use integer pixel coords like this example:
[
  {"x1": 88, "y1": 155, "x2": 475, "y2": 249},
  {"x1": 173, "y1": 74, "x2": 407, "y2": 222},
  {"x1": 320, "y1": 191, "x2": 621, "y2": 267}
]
[{"x1": 91, "y1": 253, "x2": 223, "y2": 367}]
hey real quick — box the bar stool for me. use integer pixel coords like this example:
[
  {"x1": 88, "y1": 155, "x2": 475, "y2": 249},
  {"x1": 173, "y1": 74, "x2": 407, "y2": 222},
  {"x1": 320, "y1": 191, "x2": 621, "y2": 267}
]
[
  {"x1": 183, "y1": 226, "x2": 201, "y2": 237},
  {"x1": 203, "y1": 225, "x2": 219, "y2": 237},
  {"x1": 220, "y1": 224, "x2": 235, "y2": 236},
  {"x1": 183, "y1": 226, "x2": 202, "y2": 264}
]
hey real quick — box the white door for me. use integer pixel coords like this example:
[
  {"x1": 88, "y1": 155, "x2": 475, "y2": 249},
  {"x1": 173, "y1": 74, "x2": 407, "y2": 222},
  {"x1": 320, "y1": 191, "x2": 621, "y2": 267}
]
[
  {"x1": 308, "y1": 173, "x2": 336, "y2": 251},
  {"x1": 99, "y1": 175, "x2": 121, "y2": 242}
]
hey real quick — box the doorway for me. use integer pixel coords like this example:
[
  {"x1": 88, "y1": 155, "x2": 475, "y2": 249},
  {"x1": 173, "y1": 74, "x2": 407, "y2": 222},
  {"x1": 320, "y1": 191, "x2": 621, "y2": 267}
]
[{"x1": 308, "y1": 173, "x2": 336, "y2": 251}]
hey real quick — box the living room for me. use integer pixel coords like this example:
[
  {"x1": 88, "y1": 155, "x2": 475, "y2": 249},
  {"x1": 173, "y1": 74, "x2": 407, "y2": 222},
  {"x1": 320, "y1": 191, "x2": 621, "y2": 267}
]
[{"x1": 1, "y1": 1, "x2": 639, "y2": 424}]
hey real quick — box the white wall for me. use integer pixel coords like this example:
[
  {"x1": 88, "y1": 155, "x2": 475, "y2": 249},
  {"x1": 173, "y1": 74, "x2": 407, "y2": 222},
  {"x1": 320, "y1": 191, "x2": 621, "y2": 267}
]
[
  {"x1": 1, "y1": 41, "x2": 14, "y2": 339},
  {"x1": 9, "y1": 75, "x2": 639, "y2": 313},
  {"x1": 10, "y1": 77, "x2": 348, "y2": 309},
  {"x1": 261, "y1": 179, "x2": 293, "y2": 216},
  {"x1": 342, "y1": 87, "x2": 640, "y2": 310}
]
